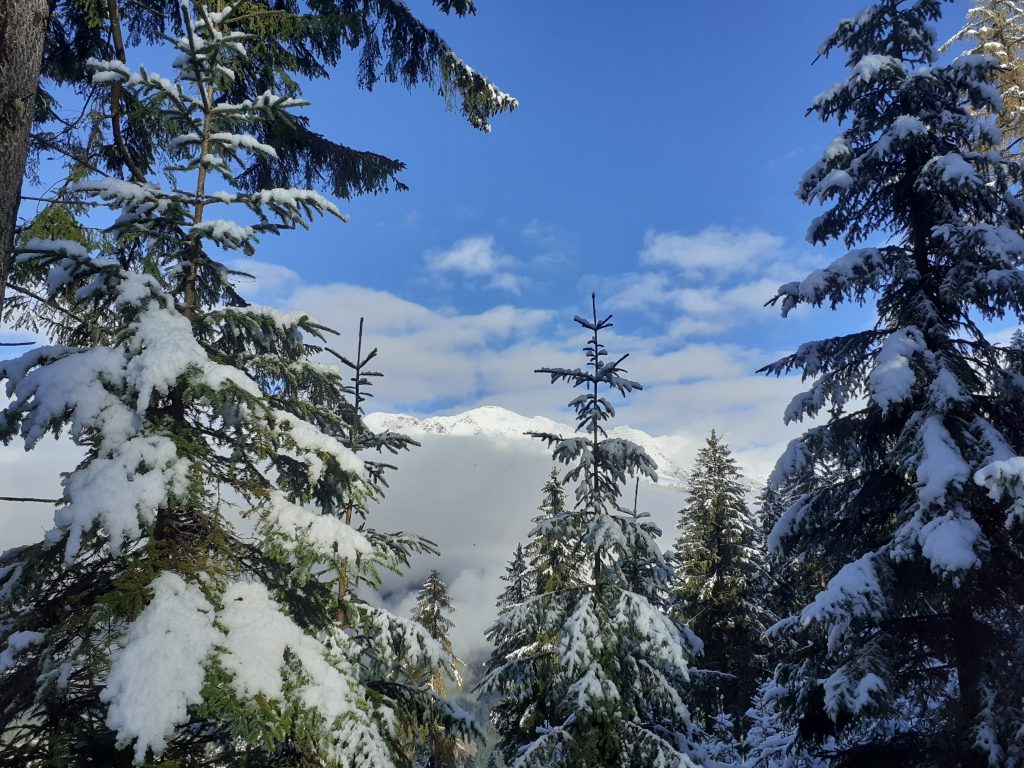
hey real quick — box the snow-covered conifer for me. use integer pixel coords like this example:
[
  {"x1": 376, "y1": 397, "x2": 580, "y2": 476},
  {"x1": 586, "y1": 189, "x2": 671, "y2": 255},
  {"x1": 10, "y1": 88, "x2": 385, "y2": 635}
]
[
  {"x1": 0, "y1": 7, "x2": 466, "y2": 765},
  {"x1": 480, "y1": 295, "x2": 703, "y2": 768},
  {"x1": 526, "y1": 467, "x2": 577, "y2": 595},
  {"x1": 944, "y1": 0, "x2": 1024, "y2": 148},
  {"x1": 409, "y1": 569, "x2": 468, "y2": 768},
  {"x1": 496, "y1": 544, "x2": 530, "y2": 614},
  {"x1": 484, "y1": 469, "x2": 574, "y2": 759},
  {"x1": 673, "y1": 430, "x2": 768, "y2": 735},
  {"x1": 413, "y1": 569, "x2": 459, "y2": 685},
  {"x1": 762, "y1": 1, "x2": 1024, "y2": 764}
]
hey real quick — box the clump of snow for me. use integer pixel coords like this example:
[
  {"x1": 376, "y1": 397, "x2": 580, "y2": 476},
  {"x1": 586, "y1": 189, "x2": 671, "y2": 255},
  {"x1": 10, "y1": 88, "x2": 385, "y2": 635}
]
[
  {"x1": 851, "y1": 54, "x2": 903, "y2": 83},
  {"x1": 975, "y1": 456, "x2": 1024, "y2": 526},
  {"x1": 926, "y1": 153, "x2": 981, "y2": 186},
  {"x1": 917, "y1": 509, "x2": 983, "y2": 575},
  {"x1": 273, "y1": 409, "x2": 363, "y2": 479},
  {"x1": 801, "y1": 552, "x2": 884, "y2": 652},
  {"x1": 809, "y1": 169, "x2": 853, "y2": 202},
  {"x1": 868, "y1": 327, "x2": 924, "y2": 412},
  {"x1": 191, "y1": 219, "x2": 255, "y2": 248},
  {"x1": 209, "y1": 131, "x2": 278, "y2": 159},
  {"x1": 916, "y1": 415, "x2": 969, "y2": 506},
  {"x1": 57, "y1": 434, "x2": 189, "y2": 561},
  {"x1": 0, "y1": 630, "x2": 44, "y2": 673},
  {"x1": 101, "y1": 573, "x2": 219, "y2": 764},
  {"x1": 823, "y1": 668, "x2": 886, "y2": 719},
  {"x1": 217, "y1": 580, "x2": 392, "y2": 766},
  {"x1": 265, "y1": 491, "x2": 371, "y2": 560}
]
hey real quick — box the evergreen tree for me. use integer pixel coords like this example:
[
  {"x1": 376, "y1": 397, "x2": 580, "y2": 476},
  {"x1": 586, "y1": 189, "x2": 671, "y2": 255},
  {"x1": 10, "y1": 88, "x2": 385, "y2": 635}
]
[
  {"x1": 6, "y1": 0, "x2": 516, "y2": 336},
  {"x1": 526, "y1": 467, "x2": 576, "y2": 595},
  {"x1": 413, "y1": 569, "x2": 459, "y2": 688},
  {"x1": 496, "y1": 544, "x2": 530, "y2": 614},
  {"x1": 410, "y1": 569, "x2": 466, "y2": 768},
  {"x1": 672, "y1": 430, "x2": 768, "y2": 738},
  {"x1": 480, "y1": 295, "x2": 703, "y2": 768},
  {"x1": 762, "y1": 1, "x2": 1024, "y2": 764},
  {"x1": 944, "y1": 0, "x2": 1024, "y2": 148},
  {"x1": 484, "y1": 469, "x2": 572, "y2": 759},
  {"x1": 0, "y1": 8, "x2": 466, "y2": 765}
]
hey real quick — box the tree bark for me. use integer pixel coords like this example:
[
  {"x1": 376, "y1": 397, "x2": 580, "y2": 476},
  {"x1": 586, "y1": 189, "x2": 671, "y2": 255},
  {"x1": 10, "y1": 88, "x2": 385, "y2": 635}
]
[{"x1": 0, "y1": 0, "x2": 49, "y2": 322}]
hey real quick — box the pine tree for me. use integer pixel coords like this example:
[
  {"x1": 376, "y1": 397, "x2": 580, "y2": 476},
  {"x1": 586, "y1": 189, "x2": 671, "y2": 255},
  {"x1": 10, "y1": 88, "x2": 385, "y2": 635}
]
[
  {"x1": 762, "y1": 1, "x2": 1024, "y2": 764},
  {"x1": 480, "y1": 295, "x2": 703, "y2": 768},
  {"x1": 484, "y1": 469, "x2": 573, "y2": 760},
  {"x1": 944, "y1": 0, "x2": 1024, "y2": 149},
  {"x1": 672, "y1": 430, "x2": 768, "y2": 738},
  {"x1": 410, "y1": 569, "x2": 466, "y2": 768},
  {"x1": 526, "y1": 467, "x2": 576, "y2": 595},
  {"x1": 0, "y1": 7, "x2": 466, "y2": 765},
  {"x1": 496, "y1": 544, "x2": 530, "y2": 614}
]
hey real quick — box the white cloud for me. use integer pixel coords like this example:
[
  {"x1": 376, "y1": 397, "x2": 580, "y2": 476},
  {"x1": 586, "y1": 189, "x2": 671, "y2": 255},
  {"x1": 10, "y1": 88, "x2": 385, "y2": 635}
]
[
  {"x1": 640, "y1": 226, "x2": 785, "y2": 277},
  {"x1": 288, "y1": 281, "x2": 559, "y2": 412},
  {"x1": 427, "y1": 236, "x2": 506, "y2": 276},
  {"x1": 594, "y1": 226, "x2": 823, "y2": 339},
  {"x1": 488, "y1": 272, "x2": 523, "y2": 294},
  {"x1": 425, "y1": 236, "x2": 522, "y2": 294}
]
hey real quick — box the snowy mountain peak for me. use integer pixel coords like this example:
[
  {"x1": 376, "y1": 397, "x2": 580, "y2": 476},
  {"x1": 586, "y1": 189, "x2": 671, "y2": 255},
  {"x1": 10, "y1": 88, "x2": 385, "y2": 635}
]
[{"x1": 365, "y1": 406, "x2": 688, "y2": 487}]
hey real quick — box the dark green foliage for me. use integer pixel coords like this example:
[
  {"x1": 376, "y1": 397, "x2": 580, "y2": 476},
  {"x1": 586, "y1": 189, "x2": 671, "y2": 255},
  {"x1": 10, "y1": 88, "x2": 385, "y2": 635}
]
[
  {"x1": 34, "y1": 0, "x2": 516, "y2": 200},
  {"x1": 672, "y1": 430, "x2": 768, "y2": 735},
  {"x1": 413, "y1": 569, "x2": 457, "y2": 656},
  {"x1": 496, "y1": 544, "x2": 529, "y2": 612},
  {"x1": 761, "y1": 1, "x2": 1024, "y2": 765}
]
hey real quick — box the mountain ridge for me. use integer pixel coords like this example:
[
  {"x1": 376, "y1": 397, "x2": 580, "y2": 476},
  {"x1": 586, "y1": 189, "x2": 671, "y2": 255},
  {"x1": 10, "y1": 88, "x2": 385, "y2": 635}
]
[{"x1": 365, "y1": 405, "x2": 689, "y2": 487}]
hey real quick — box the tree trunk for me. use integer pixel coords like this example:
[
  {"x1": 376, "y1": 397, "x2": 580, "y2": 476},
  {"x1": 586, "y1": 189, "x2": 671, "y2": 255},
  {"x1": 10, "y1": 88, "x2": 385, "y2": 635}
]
[{"x1": 0, "y1": 0, "x2": 49, "y2": 322}]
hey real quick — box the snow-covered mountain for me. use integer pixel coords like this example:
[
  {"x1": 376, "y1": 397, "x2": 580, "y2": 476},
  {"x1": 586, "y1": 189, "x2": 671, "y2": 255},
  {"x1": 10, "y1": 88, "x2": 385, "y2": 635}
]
[{"x1": 365, "y1": 405, "x2": 689, "y2": 487}]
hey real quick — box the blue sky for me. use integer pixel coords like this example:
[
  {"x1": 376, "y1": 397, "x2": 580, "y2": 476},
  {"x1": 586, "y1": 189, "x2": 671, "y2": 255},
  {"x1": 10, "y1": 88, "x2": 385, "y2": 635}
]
[
  {"x1": 255, "y1": 0, "x2": 968, "y2": 313},
  {"x1": 216, "y1": 1, "x2": 984, "y2": 460},
  {"x1": 7, "y1": 0, "x2": 994, "y2": 481}
]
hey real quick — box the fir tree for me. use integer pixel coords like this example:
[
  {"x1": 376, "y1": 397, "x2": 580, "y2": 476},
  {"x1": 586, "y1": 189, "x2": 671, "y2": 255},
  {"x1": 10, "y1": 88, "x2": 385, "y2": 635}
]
[
  {"x1": 944, "y1": 0, "x2": 1024, "y2": 149},
  {"x1": 7, "y1": 0, "x2": 516, "y2": 333},
  {"x1": 0, "y1": 7, "x2": 466, "y2": 765},
  {"x1": 484, "y1": 469, "x2": 572, "y2": 759},
  {"x1": 672, "y1": 430, "x2": 768, "y2": 738},
  {"x1": 479, "y1": 295, "x2": 703, "y2": 768},
  {"x1": 410, "y1": 569, "x2": 466, "y2": 768},
  {"x1": 762, "y1": 1, "x2": 1024, "y2": 765},
  {"x1": 526, "y1": 467, "x2": 576, "y2": 595},
  {"x1": 496, "y1": 544, "x2": 530, "y2": 614}
]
